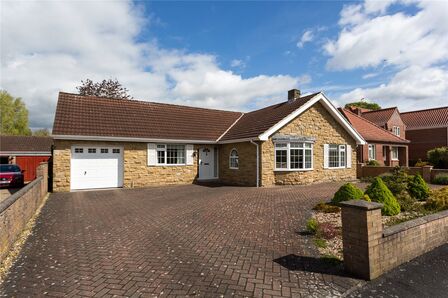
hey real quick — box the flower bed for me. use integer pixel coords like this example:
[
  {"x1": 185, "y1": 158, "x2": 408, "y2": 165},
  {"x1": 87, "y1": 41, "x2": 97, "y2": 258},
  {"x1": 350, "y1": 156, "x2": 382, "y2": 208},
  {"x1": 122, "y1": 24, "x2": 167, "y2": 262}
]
[{"x1": 305, "y1": 169, "x2": 448, "y2": 261}]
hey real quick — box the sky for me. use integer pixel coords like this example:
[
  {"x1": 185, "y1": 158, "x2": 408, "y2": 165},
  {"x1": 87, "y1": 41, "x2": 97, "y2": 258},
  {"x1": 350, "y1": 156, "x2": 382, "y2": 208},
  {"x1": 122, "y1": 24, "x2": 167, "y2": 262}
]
[{"x1": 1, "y1": 0, "x2": 447, "y2": 130}]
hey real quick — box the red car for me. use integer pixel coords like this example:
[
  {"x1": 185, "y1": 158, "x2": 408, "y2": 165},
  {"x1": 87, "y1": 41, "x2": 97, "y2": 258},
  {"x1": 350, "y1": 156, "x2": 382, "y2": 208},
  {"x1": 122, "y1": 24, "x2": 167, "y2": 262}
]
[{"x1": 0, "y1": 164, "x2": 25, "y2": 188}]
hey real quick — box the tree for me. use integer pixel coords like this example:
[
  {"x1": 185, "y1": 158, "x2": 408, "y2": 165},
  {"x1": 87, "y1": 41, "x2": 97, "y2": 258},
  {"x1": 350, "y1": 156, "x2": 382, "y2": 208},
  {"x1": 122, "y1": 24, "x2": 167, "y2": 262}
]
[
  {"x1": 76, "y1": 79, "x2": 133, "y2": 99},
  {"x1": 345, "y1": 99, "x2": 381, "y2": 110},
  {"x1": 33, "y1": 128, "x2": 50, "y2": 136},
  {"x1": 0, "y1": 90, "x2": 31, "y2": 136},
  {"x1": 427, "y1": 147, "x2": 448, "y2": 169}
]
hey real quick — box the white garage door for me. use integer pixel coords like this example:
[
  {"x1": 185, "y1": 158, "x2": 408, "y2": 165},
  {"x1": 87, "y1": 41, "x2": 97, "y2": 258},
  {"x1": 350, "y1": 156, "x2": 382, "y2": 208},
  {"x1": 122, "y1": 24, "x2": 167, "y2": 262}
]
[{"x1": 70, "y1": 146, "x2": 124, "y2": 190}]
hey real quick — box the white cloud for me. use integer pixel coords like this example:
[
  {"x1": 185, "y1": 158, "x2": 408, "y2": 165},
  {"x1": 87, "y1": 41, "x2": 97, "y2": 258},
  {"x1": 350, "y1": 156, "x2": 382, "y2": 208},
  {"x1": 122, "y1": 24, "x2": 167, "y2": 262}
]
[
  {"x1": 0, "y1": 1, "x2": 305, "y2": 129},
  {"x1": 339, "y1": 66, "x2": 448, "y2": 111},
  {"x1": 327, "y1": 0, "x2": 448, "y2": 111},
  {"x1": 297, "y1": 30, "x2": 314, "y2": 48},
  {"x1": 230, "y1": 59, "x2": 244, "y2": 68},
  {"x1": 326, "y1": 0, "x2": 448, "y2": 70}
]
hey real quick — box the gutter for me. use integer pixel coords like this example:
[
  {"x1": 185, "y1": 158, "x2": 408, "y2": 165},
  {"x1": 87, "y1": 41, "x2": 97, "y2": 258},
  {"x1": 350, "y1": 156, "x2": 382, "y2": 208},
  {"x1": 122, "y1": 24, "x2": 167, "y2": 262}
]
[{"x1": 250, "y1": 139, "x2": 260, "y2": 187}]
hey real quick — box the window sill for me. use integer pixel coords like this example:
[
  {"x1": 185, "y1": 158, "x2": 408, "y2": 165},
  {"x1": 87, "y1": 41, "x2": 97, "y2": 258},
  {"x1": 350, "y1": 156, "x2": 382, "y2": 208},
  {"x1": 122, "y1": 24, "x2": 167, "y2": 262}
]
[
  {"x1": 326, "y1": 166, "x2": 347, "y2": 170},
  {"x1": 229, "y1": 167, "x2": 239, "y2": 170},
  {"x1": 274, "y1": 168, "x2": 314, "y2": 172}
]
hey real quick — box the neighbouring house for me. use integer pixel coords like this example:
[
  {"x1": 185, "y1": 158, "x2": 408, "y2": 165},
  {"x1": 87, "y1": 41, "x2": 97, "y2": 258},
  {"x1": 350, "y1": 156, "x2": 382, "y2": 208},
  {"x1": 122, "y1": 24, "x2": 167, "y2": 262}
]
[
  {"x1": 0, "y1": 135, "x2": 53, "y2": 181},
  {"x1": 400, "y1": 106, "x2": 448, "y2": 164},
  {"x1": 51, "y1": 90, "x2": 365, "y2": 191},
  {"x1": 347, "y1": 106, "x2": 406, "y2": 139},
  {"x1": 340, "y1": 109, "x2": 409, "y2": 167}
]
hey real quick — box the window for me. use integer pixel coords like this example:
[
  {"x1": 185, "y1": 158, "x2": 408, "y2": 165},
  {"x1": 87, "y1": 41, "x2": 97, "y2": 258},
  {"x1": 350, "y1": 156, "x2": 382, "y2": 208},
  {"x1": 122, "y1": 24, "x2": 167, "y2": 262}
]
[
  {"x1": 101, "y1": 148, "x2": 108, "y2": 154},
  {"x1": 88, "y1": 148, "x2": 96, "y2": 154},
  {"x1": 391, "y1": 147, "x2": 399, "y2": 160},
  {"x1": 229, "y1": 149, "x2": 239, "y2": 169},
  {"x1": 74, "y1": 148, "x2": 83, "y2": 153},
  {"x1": 112, "y1": 149, "x2": 120, "y2": 154},
  {"x1": 368, "y1": 144, "x2": 376, "y2": 160},
  {"x1": 156, "y1": 144, "x2": 185, "y2": 165},
  {"x1": 393, "y1": 126, "x2": 400, "y2": 136},
  {"x1": 275, "y1": 142, "x2": 313, "y2": 170},
  {"x1": 329, "y1": 144, "x2": 346, "y2": 168}
]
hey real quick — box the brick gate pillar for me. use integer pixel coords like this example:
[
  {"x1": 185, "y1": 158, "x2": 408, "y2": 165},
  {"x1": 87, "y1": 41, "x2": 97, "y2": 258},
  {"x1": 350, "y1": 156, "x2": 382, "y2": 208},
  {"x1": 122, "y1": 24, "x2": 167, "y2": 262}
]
[{"x1": 340, "y1": 200, "x2": 383, "y2": 280}]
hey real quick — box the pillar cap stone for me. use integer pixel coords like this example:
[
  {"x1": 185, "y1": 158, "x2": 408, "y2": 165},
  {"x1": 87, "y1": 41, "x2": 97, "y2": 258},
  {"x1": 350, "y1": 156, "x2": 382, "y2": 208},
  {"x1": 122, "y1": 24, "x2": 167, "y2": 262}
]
[{"x1": 340, "y1": 200, "x2": 383, "y2": 210}]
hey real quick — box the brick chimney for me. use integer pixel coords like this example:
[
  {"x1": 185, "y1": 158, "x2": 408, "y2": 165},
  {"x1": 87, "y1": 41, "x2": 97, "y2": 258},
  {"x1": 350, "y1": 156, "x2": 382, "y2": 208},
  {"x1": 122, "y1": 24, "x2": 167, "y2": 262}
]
[{"x1": 288, "y1": 89, "x2": 301, "y2": 102}]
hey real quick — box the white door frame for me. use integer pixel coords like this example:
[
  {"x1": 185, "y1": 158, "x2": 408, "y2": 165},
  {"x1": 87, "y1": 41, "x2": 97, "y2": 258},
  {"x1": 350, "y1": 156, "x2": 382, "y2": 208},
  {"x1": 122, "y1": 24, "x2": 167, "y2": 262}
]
[{"x1": 198, "y1": 146, "x2": 218, "y2": 180}]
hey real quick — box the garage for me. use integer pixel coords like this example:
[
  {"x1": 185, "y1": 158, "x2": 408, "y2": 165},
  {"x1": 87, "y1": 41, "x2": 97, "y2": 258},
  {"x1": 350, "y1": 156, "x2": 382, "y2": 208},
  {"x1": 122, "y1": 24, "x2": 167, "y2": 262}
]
[{"x1": 70, "y1": 145, "x2": 124, "y2": 190}]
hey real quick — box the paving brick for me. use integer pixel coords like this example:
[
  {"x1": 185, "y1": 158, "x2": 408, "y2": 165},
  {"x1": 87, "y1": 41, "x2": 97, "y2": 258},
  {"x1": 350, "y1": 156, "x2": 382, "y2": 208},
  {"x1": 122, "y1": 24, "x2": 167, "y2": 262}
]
[{"x1": 0, "y1": 183, "x2": 360, "y2": 297}]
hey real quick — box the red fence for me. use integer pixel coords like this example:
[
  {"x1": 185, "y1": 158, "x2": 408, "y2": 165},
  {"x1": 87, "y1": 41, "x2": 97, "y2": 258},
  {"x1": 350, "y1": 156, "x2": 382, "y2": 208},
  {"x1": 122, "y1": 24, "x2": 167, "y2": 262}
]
[{"x1": 15, "y1": 156, "x2": 51, "y2": 182}]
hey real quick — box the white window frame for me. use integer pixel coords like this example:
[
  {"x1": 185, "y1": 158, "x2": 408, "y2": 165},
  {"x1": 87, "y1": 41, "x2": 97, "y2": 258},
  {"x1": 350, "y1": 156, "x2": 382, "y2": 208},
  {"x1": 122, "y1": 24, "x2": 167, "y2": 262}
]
[
  {"x1": 328, "y1": 144, "x2": 346, "y2": 169},
  {"x1": 391, "y1": 146, "x2": 399, "y2": 160},
  {"x1": 155, "y1": 144, "x2": 186, "y2": 166},
  {"x1": 392, "y1": 126, "x2": 400, "y2": 136},
  {"x1": 229, "y1": 148, "x2": 239, "y2": 169},
  {"x1": 274, "y1": 142, "x2": 313, "y2": 171},
  {"x1": 368, "y1": 144, "x2": 376, "y2": 160}
]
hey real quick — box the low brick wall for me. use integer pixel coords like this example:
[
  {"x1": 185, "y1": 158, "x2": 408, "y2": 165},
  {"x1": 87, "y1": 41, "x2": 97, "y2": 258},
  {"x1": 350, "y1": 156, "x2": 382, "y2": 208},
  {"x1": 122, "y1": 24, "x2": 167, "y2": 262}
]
[
  {"x1": 431, "y1": 168, "x2": 448, "y2": 181},
  {"x1": 0, "y1": 163, "x2": 48, "y2": 262},
  {"x1": 341, "y1": 200, "x2": 448, "y2": 280},
  {"x1": 357, "y1": 164, "x2": 435, "y2": 182}
]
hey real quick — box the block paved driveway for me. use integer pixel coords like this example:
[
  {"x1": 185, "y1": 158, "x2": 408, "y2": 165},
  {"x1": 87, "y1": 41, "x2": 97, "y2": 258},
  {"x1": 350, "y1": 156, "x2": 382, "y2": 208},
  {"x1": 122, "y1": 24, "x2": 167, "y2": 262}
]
[{"x1": 0, "y1": 183, "x2": 362, "y2": 297}]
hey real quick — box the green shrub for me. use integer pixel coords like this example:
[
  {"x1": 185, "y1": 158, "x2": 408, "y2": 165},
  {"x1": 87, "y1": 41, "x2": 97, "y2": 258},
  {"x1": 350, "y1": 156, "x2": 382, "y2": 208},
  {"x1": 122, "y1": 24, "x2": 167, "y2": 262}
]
[
  {"x1": 362, "y1": 194, "x2": 371, "y2": 202},
  {"x1": 432, "y1": 174, "x2": 448, "y2": 185},
  {"x1": 313, "y1": 202, "x2": 341, "y2": 213},
  {"x1": 306, "y1": 218, "x2": 319, "y2": 234},
  {"x1": 408, "y1": 174, "x2": 430, "y2": 201},
  {"x1": 365, "y1": 177, "x2": 401, "y2": 216},
  {"x1": 381, "y1": 167, "x2": 410, "y2": 196},
  {"x1": 395, "y1": 191, "x2": 419, "y2": 212},
  {"x1": 331, "y1": 183, "x2": 364, "y2": 204},
  {"x1": 426, "y1": 187, "x2": 448, "y2": 211},
  {"x1": 427, "y1": 147, "x2": 448, "y2": 169},
  {"x1": 366, "y1": 159, "x2": 380, "y2": 166},
  {"x1": 414, "y1": 159, "x2": 429, "y2": 167}
]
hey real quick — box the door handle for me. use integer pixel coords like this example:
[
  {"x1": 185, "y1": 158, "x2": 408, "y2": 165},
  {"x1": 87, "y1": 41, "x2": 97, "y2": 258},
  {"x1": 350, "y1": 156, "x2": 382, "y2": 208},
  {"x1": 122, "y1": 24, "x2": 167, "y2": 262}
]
[
  {"x1": 204, "y1": 163, "x2": 209, "y2": 165},
  {"x1": 84, "y1": 171, "x2": 87, "y2": 175}
]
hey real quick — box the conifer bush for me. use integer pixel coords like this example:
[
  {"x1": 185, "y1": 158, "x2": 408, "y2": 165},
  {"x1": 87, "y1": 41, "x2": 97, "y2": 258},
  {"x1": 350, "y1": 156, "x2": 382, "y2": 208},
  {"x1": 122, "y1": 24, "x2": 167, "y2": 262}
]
[
  {"x1": 331, "y1": 183, "x2": 364, "y2": 204},
  {"x1": 365, "y1": 177, "x2": 401, "y2": 216},
  {"x1": 408, "y1": 174, "x2": 430, "y2": 201}
]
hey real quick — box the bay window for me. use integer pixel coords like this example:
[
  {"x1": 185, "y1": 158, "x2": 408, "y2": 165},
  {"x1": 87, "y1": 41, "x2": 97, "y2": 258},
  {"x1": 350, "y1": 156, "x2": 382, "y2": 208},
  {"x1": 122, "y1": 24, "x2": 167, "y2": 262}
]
[{"x1": 275, "y1": 142, "x2": 313, "y2": 170}]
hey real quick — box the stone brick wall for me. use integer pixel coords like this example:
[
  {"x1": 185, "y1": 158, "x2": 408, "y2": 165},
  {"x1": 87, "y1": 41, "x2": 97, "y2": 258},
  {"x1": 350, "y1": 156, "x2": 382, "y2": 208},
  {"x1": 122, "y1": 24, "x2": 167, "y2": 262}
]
[
  {"x1": 219, "y1": 142, "x2": 257, "y2": 186},
  {"x1": 341, "y1": 200, "x2": 448, "y2": 280},
  {"x1": 260, "y1": 102, "x2": 357, "y2": 186},
  {"x1": 0, "y1": 163, "x2": 48, "y2": 263},
  {"x1": 53, "y1": 140, "x2": 200, "y2": 192}
]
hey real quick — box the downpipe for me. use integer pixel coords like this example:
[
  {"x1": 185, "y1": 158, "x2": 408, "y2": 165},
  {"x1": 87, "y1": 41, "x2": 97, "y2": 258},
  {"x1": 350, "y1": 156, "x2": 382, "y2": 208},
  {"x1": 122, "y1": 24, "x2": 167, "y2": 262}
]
[{"x1": 250, "y1": 139, "x2": 260, "y2": 187}]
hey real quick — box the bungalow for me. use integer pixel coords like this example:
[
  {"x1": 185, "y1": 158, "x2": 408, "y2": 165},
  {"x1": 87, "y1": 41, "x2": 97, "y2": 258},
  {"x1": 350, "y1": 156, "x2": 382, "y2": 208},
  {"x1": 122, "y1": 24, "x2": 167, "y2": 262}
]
[
  {"x1": 51, "y1": 90, "x2": 365, "y2": 191},
  {"x1": 340, "y1": 109, "x2": 409, "y2": 167}
]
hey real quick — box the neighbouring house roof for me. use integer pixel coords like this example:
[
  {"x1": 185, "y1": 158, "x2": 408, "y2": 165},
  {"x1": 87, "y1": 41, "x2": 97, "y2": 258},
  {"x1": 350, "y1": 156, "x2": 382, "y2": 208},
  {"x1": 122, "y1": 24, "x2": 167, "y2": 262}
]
[
  {"x1": 340, "y1": 109, "x2": 409, "y2": 144},
  {"x1": 52, "y1": 92, "x2": 243, "y2": 142},
  {"x1": 219, "y1": 93, "x2": 318, "y2": 141},
  {"x1": 0, "y1": 135, "x2": 53, "y2": 155},
  {"x1": 401, "y1": 106, "x2": 448, "y2": 130},
  {"x1": 52, "y1": 92, "x2": 365, "y2": 145},
  {"x1": 360, "y1": 107, "x2": 398, "y2": 127}
]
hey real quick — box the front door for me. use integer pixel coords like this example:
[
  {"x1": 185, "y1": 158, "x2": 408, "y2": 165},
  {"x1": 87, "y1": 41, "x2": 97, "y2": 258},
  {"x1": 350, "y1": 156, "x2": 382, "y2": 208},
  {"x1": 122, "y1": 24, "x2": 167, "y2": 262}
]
[{"x1": 199, "y1": 147, "x2": 216, "y2": 180}]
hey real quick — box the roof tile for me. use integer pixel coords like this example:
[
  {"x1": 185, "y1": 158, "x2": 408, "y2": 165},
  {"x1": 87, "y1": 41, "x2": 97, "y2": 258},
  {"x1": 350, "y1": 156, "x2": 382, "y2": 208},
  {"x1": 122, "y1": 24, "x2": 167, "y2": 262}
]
[
  {"x1": 401, "y1": 106, "x2": 448, "y2": 129},
  {"x1": 340, "y1": 109, "x2": 409, "y2": 144}
]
